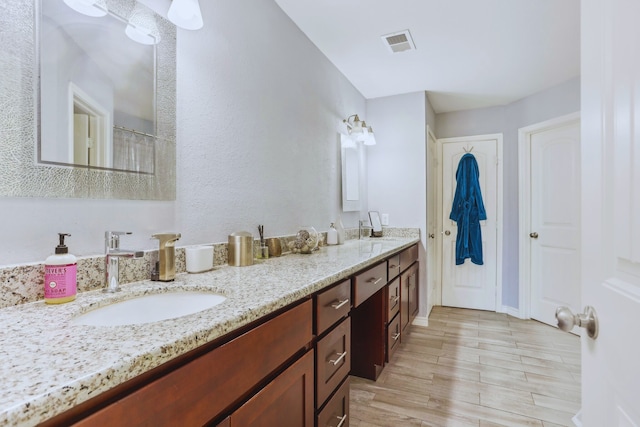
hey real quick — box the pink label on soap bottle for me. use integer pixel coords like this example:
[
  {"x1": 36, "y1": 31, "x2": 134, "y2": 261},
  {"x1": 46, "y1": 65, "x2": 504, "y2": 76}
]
[{"x1": 44, "y1": 263, "x2": 77, "y2": 299}]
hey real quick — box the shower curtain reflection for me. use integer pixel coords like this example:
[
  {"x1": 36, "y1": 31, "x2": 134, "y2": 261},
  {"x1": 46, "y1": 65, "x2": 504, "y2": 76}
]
[{"x1": 112, "y1": 127, "x2": 155, "y2": 174}]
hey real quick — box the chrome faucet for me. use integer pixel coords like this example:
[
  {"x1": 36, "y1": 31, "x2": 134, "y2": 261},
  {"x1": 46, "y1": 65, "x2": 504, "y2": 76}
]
[
  {"x1": 104, "y1": 231, "x2": 144, "y2": 293},
  {"x1": 151, "y1": 233, "x2": 181, "y2": 281}
]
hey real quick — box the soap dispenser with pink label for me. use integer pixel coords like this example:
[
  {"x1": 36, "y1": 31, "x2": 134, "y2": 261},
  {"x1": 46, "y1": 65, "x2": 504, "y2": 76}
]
[{"x1": 44, "y1": 233, "x2": 77, "y2": 304}]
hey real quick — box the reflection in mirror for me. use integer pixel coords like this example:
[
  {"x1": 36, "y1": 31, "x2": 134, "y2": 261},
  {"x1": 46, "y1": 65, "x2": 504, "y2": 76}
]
[
  {"x1": 341, "y1": 134, "x2": 362, "y2": 212},
  {"x1": 369, "y1": 211, "x2": 383, "y2": 237},
  {"x1": 39, "y1": 0, "x2": 156, "y2": 173}
]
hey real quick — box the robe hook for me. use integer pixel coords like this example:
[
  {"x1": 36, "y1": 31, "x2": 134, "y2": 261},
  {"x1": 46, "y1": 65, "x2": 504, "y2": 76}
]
[{"x1": 463, "y1": 144, "x2": 474, "y2": 153}]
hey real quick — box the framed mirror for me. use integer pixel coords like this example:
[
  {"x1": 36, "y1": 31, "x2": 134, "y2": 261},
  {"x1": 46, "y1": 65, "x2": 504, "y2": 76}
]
[
  {"x1": 39, "y1": 0, "x2": 157, "y2": 173},
  {"x1": 341, "y1": 133, "x2": 362, "y2": 212},
  {"x1": 0, "y1": 0, "x2": 176, "y2": 200}
]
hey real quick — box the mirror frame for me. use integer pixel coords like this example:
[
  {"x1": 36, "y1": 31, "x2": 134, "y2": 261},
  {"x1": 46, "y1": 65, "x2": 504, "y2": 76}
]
[{"x1": 0, "y1": 0, "x2": 176, "y2": 200}]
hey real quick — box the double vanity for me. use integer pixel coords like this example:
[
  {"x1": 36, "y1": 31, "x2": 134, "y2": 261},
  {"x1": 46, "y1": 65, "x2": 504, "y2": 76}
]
[{"x1": 0, "y1": 235, "x2": 420, "y2": 426}]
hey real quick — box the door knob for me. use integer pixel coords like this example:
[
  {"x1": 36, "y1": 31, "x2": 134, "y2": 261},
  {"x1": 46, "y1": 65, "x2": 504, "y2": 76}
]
[
  {"x1": 555, "y1": 306, "x2": 599, "y2": 339},
  {"x1": 530, "y1": 232, "x2": 539, "y2": 239},
  {"x1": 443, "y1": 230, "x2": 451, "y2": 236}
]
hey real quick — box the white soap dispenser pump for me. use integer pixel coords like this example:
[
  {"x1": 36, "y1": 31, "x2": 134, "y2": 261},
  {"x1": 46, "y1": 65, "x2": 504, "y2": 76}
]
[{"x1": 327, "y1": 223, "x2": 338, "y2": 245}]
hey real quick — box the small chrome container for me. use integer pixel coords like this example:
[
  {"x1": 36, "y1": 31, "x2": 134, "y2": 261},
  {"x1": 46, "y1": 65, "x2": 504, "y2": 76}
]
[{"x1": 228, "y1": 231, "x2": 254, "y2": 266}]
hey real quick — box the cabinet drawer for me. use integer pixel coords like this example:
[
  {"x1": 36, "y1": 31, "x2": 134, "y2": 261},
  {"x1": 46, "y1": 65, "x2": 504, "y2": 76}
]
[
  {"x1": 387, "y1": 254, "x2": 400, "y2": 281},
  {"x1": 399, "y1": 244, "x2": 418, "y2": 272},
  {"x1": 229, "y1": 350, "x2": 314, "y2": 427},
  {"x1": 74, "y1": 300, "x2": 313, "y2": 427},
  {"x1": 317, "y1": 377, "x2": 350, "y2": 427},
  {"x1": 316, "y1": 317, "x2": 351, "y2": 407},
  {"x1": 386, "y1": 277, "x2": 400, "y2": 323},
  {"x1": 316, "y1": 279, "x2": 350, "y2": 335},
  {"x1": 353, "y1": 262, "x2": 387, "y2": 307},
  {"x1": 386, "y1": 313, "x2": 401, "y2": 362}
]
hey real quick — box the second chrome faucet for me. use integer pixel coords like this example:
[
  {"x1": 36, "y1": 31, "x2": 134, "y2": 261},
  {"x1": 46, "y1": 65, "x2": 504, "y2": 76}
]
[{"x1": 104, "y1": 231, "x2": 144, "y2": 293}]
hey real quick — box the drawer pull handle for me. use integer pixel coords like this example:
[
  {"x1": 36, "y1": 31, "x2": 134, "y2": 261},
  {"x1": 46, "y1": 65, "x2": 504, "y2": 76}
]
[
  {"x1": 335, "y1": 414, "x2": 348, "y2": 427},
  {"x1": 331, "y1": 299, "x2": 349, "y2": 310},
  {"x1": 389, "y1": 264, "x2": 398, "y2": 269},
  {"x1": 367, "y1": 277, "x2": 383, "y2": 285},
  {"x1": 392, "y1": 332, "x2": 400, "y2": 341},
  {"x1": 329, "y1": 351, "x2": 347, "y2": 366},
  {"x1": 390, "y1": 295, "x2": 399, "y2": 305}
]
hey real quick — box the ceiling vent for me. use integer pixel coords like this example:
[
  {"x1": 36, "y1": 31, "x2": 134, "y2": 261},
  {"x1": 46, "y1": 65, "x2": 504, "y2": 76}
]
[{"x1": 381, "y1": 30, "x2": 416, "y2": 53}]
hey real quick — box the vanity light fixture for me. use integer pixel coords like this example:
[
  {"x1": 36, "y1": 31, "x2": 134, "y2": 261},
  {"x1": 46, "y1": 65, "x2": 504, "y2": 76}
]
[
  {"x1": 343, "y1": 114, "x2": 377, "y2": 146},
  {"x1": 168, "y1": 0, "x2": 204, "y2": 30},
  {"x1": 62, "y1": 0, "x2": 107, "y2": 17},
  {"x1": 126, "y1": 3, "x2": 161, "y2": 45}
]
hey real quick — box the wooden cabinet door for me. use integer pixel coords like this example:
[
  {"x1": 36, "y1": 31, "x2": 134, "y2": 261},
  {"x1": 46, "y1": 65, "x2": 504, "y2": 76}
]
[
  {"x1": 408, "y1": 264, "x2": 419, "y2": 322},
  {"x1": 400, "y1": 268, "x2": 410, "y2": 333},
  {"x1": 400, "y1": 263, "x2": 419, "y2": 334},
  {"x1": 229, "y1": 350, "x2": 314, "y2": 427}
]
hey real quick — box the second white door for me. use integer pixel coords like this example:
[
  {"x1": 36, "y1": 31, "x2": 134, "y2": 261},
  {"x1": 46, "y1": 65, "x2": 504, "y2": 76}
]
[
  {"x1": 529, "y1": 118, "x2": 581, "y2": 326},
  {"x1": 441, "y1": 135, "x2": 500, "y2": 311}
]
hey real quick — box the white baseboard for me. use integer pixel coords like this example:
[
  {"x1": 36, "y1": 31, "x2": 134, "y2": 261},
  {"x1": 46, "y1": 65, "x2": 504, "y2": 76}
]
[{"x1": 412, "y1": 316, "x2": 429, "y2": 327}]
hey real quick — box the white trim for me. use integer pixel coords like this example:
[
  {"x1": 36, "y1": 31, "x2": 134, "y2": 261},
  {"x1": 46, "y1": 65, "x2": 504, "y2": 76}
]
[
  {"x1": 426, "y1": 125, "x2": 441, "y2": 310},
  {"x1": 436, "y1": 133, "x2": 504, "y2": 313},
  {"x1": 500, "y1": 305, "x2": 521, "y2": 319},
  {"x1": 411, "y1": 316, "x2": 429, "y2": 327},
  {"x1": 68, "y1": 82, "x2": 113, "y2": 167},
  {"x1": 434, "y1": 128, "x2": 443, "y2": 307},
  {"x1": 517, "y1": 112, "x2": 580, "y2": 320}
]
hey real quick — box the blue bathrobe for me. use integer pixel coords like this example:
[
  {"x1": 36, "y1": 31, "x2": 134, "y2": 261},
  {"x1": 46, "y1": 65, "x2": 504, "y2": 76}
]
[{"x1": 449, "y1": 153, "x2": 486, "y2": 265}]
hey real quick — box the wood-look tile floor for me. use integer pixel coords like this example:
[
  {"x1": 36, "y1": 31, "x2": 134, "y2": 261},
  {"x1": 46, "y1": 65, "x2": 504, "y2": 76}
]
[{"x1": 350, "y1": 306, "x2": 581, "y2": 427}]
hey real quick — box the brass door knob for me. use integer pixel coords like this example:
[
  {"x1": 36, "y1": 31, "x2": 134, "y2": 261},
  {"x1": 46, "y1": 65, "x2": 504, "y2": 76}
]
[
  {"x1": 530, "y1": 232, "x2": 539, "y2": 239},
  {"x1": 443, "y1": 230, "x2": 451, "y2": 236}
]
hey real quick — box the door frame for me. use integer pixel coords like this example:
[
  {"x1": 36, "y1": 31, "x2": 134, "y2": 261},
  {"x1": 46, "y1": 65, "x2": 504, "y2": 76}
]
[
  {"x1": 426, "y1": 125, "x2": 440, "y2": 313},
  {"x1": 436, "y1": 133, "x2": 504, "y2": 312},
  {"x1": 517, "y1": 112, "x2": 580, "y2": 320}
]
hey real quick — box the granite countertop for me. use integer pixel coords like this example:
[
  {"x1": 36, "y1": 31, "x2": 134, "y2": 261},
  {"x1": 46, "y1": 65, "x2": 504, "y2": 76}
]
[{"x1": 0, "y1": 236, "x2": 418, "y2": 426}]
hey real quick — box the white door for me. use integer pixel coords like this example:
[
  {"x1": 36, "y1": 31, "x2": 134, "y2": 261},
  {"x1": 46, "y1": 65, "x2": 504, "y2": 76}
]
[
  {"x1": 530, "y1": 120, "x2": 581, "y2": 326},
  {"x1": 441, "y1": 136, "x2": 500, "y2": 311},
  {"x1": 580, "y1": 0, "x2": 640, "y2": 424}
]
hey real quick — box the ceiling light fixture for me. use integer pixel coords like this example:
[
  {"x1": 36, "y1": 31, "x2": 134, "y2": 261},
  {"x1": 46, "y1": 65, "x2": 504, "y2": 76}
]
[
  {"x1": 125, "y1": 3, "x2": 161, "y2": 45},
  {"x1": 62, "y1": 0, "x2": 108, "y2": 17},
  {"x1": 343, "y1": 114, "x2": 376, "y2": 146},
  {"x1": 168, "y1": 0, "x2": 204, "y2": 30}
]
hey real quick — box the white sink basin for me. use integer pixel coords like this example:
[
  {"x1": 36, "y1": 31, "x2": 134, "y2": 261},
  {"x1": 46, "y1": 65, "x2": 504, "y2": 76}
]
[{"x1": 73, "y1": 291, "x2": 227, "y2": 327}]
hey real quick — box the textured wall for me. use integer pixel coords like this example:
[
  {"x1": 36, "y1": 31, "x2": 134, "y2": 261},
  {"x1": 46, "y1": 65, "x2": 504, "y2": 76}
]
[
  {"x1": 366, "y1": 92, "x2": 427, "y2": 315},
  {"x1": 173, "y1": 0, "x2": 365, "y2": 247},
  {"x1": 0, "y1": 0, "x2": 366, "y2": 265}
]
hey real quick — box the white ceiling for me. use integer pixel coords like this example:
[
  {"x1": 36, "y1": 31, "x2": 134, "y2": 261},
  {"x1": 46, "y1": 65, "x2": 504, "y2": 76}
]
[{"x1": 273, "y1": 0, "x2": 581, "y2": 113}]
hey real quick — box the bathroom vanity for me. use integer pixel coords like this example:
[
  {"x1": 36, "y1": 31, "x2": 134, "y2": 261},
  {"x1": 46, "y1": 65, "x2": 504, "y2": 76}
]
[{"x1": 0, "y1": 236, "x2": 419, "y2": 426}]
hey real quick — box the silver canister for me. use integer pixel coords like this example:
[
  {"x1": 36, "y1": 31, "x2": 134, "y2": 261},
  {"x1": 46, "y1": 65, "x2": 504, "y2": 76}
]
[{"x1": 228, "y1": 231, "x2": 254, "y2": 266}]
